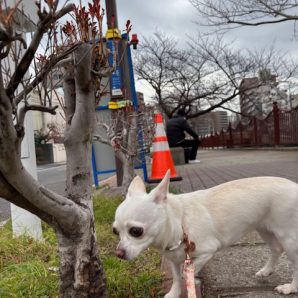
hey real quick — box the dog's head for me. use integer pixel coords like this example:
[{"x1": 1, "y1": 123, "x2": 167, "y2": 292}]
[{"x1": 113, "y1": 170, "x2": 170, "y2": 260}]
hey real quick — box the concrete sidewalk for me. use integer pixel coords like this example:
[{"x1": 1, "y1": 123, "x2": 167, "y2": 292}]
[{"x1": 161, "y1": 149, "x2": 298, "y2": 298}]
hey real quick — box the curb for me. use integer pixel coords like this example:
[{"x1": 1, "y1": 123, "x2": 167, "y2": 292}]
[{"x1": 0, "y1": 219, "x2": 9, "y2": 227}]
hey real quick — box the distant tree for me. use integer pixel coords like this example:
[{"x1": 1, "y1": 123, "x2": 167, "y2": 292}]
[
  {"x1": 134, "y1": 32, "x2": 185, "y2": 115},
  {"x1": 191, "y1": 0, "x2": 298, "y2": 31},
  {"x1": 135, "y1": 32, "x2": 297, "y2": 119}
]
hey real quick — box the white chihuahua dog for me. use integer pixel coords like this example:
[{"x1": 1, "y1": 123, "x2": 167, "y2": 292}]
[{"x1": 113, "y1": 170, "x2": 298, "y2": 298}]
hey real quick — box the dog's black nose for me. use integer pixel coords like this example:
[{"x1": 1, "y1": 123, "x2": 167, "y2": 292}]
[{"x1": 115, "y1": 248, "x2": 126, "y2": 259}]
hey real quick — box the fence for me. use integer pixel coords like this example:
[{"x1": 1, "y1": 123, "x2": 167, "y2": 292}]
[{"x1": 200, "y1": 103, "x2": 298, "y2": 148}]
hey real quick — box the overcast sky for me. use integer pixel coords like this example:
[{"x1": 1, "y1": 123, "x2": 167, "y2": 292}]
[{"x1": 105, "y1": 0, "x2": 298, "y2": 100}]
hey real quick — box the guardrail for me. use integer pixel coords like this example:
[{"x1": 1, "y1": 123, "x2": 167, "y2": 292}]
[{"x1": 200, "y1": 103, "x2": 298, "y2": 148}]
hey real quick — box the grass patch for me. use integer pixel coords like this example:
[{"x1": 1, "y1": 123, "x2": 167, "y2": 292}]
[
  {"x1": 0, "y1": 223, "x2": 58, "y2": 297},
  {"x1": 0, "y1": 194, "x2": 163, "y2": 297}
]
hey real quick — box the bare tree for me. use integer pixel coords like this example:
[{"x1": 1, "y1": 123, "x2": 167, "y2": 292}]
[
  {"x1": 0, "y1": 0, "x2": 115, "y2": 296},
  {"x1": 191, "y1": 0, "x2": 298, "y2": 32},
  {"x1": 135, "y1": 32, "x2": 297, "y2": 119},
  {"x1": 134, "y1": 32, "x2": 184, "y2": 115}
]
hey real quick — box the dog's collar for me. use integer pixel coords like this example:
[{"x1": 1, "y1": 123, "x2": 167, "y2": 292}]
[
  {"x1": 165, "y1": 239, "x2": 183, "y2": 251},
  {"x1": 165, "y1": 232, "x2": 196, "y2": 254}
]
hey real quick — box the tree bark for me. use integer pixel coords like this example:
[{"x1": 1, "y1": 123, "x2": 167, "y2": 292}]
[
  {"x1": 56, "y1": 219, "x2": 105, "y2": 297},
  {"x1": 113, "y1": 111, "x2": 138, "y2": 195},
  {"x1": 122, "y1": 155, "x2": 135, "y2": 194},
  {"x1": 60, "y1": 43, "x2": 106, "y2": 297}
]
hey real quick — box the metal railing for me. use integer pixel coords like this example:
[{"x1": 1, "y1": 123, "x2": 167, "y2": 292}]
[{"x1": 200, "y1": 103, "x2": 298, "y2": 148}]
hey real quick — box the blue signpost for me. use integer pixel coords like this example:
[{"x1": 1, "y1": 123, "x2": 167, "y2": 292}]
[{"x1": 106, "y1": 39, "x2": 123, "y2": 98}]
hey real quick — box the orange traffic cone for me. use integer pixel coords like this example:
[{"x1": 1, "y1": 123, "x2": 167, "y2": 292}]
[{"x1": 148, "y1": 113, "x2": 182, "y2": 183}]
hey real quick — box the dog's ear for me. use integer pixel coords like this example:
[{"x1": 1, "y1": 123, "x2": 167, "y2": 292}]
[
  {"x1": 127, "y1": 175, "x2": 146, "y2": 197},
  {"x1": 151, "y1": 169, "x2": 170, "y2": 203}
]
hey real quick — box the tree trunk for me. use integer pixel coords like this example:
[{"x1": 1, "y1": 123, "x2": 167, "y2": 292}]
[
  {"x1": 114, "y1": 110, "x2": 139, "y2": 195},
  {"x1": 59, "y1": 43, "x2": 106, "y2": 297},
  {"x1": 122, "y1": 155, "x2": 135, "y2": 195},
  {"x1": 56, "y1": 221, "x2": 105, "y2": 297}
]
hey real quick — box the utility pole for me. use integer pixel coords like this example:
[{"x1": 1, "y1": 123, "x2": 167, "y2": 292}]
[
  {"x1": 105, "y1": 0, "x2": 124, "y2": 186},
  {"x1": 105, "y1": 0, "x2": 119, "y2": 29}
]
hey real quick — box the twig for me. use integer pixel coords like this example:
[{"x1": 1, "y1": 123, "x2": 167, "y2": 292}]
[
  {"x1": 18, "y1": 104, "x2": 58, "y2": 128},
  {"x1": 91, "y1": 66, "x2": 115, "y2": 78}
]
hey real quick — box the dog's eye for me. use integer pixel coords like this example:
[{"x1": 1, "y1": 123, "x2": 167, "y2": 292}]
[
  {"x1": 129, "y1": 227, "x2": 143, "y2": 238},
  {"x1": 112, "y1": 227, "x2": 119, "y2": 236}
]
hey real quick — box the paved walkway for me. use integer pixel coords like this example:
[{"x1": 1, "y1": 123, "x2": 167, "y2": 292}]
[
  {"x1": 161, "y1": 149, "x2": 298, "y2": 298},
  {"x1": 176, "y1": 149, "x2": 298, "y2": 192}
]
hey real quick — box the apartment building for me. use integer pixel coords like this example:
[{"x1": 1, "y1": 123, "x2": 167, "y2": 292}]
[
  {"x1": 240, "y1": 70, "x2": 289, "y2": 118},
  {"x1": 190, "y1": 110, "x2": 229, "y2": 136}
]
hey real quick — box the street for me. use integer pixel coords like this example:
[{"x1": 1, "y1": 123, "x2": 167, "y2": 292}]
[
  {"x1": 0, "y1": 162, "x2": 116, "y2": 223},
  {"x1": 0, "y1": 163, "x2": 66, "y2": 223},
  {"x1": 37, "y1": 163, "x2": 66, "y2": 195}
]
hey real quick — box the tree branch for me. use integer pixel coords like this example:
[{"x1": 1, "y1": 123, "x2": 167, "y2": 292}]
[
  {"x1": 13, "y1": 42, "x2": 81, "y2": 106},
  {"x1": 93, "y1": 135, "x2": 110, "y2": 146},
  {"x1": 227, "y1": 16, "x2": 297, "y2": 26},
  {"x1": 193, "y1": 0, "x2": 298, "y2": 29},
  {"x1": 91, "y1": 66, "x2": 115, "y2": 78},
  {"x1": 188, "y1": 89, "x2": 240, "y2": 118},
  {"x1": 0, "y1": 171, "x2": 55, "y2": 226},
  {"x1": 6, "y1": 3, "x2": 75, "y2": 99},
  {"x1": 219, "y1": 105, "x2": 249, "y2": 117},
  {"x1": 17, "y1": 104, "x2": 58, "y2": 129},
  {"x1": 1, "y1": 164, "x2": 87, "y2": 232},
  {"x1": 65, "y1": 43, "x2": 95, "y2": 143}
]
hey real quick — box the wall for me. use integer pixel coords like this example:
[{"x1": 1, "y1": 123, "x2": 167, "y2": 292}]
[
  {"x1": 36, "y1": 144, "x2": 66, "y2": 165},
  {"x1": 52, "y1": 144, "x2": 66, "y2": 163}
]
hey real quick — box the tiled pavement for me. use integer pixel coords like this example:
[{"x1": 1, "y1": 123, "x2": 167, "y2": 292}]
[
  {"x1": 175, "y1": 149, "x2": 298, "y2": 192},
  {"x1": 161, "y1": 149, "x2": 298, "y2": 298}
]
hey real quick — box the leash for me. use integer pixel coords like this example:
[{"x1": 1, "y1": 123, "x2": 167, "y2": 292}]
[{"x1": 183, "y1": 232, "x2": 197, "y2": 298}]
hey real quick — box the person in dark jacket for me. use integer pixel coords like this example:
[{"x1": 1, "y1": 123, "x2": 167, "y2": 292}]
[{"x1": 166, "y1": 109, "x2": 201, "y2": 163}]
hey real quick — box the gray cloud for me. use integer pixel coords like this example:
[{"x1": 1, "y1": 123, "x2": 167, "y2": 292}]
[
  {"x1": 115, "y1": 0, "x2": 297, "y2": 54},
  {"x1": 116, "y1": 0, "x2": 198, "y2": 42},
  {"x1": 99, "y1": 0, "x2": 298, "y2": 98}
]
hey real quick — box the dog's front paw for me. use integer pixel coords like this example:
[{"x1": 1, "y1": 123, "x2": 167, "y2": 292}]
[
  {"x1": 255, "y1": 267, "x2": 273, "y2": 277},
  {"x1": 275, "y1": 283, "x2": 298, "y2": 295}
]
